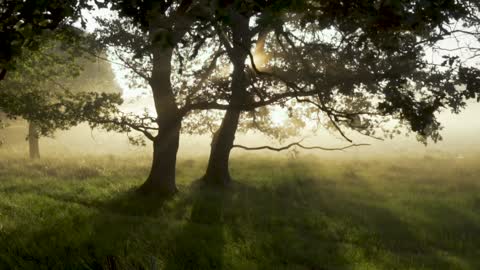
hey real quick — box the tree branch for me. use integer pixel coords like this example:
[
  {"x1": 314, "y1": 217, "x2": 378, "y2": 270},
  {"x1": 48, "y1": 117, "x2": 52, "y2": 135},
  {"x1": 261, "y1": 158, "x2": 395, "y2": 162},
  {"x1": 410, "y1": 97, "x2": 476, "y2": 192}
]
[
  {"x1": 113, "y1": 50, "x2": 151, "y2": 82},
  {"x1": 185, "y1": 48, "x2": 226, "y2": 103},
  {"x1": 90, "y1": 114, "x2": 157, "y2": 141},
  {"x1": 233, "y1": 140, "x2": 370, "y2": 152},
  {"x1": 213, "y1": 22, "x2": 234, "y2": 57}
]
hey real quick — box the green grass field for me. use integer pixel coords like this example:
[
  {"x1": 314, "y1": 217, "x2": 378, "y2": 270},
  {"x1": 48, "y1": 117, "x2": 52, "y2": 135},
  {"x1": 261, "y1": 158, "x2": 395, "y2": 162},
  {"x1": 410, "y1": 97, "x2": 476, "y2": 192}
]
[{"x1": 0, "y1": 153, "x2": 479, "y2": 269}]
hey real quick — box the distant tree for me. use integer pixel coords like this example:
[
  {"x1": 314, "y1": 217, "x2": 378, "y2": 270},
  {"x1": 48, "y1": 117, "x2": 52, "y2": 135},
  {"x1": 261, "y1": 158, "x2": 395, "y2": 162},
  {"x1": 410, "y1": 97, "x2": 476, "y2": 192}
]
[{"x1": 0, "y1": 31, "x2": 122, "y2": 158}]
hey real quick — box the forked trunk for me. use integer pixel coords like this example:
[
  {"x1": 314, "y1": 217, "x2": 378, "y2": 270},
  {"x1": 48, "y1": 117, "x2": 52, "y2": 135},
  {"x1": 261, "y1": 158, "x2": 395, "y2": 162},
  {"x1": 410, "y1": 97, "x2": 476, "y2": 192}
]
[
  {"x1": 203, "y1": 11, "x2": 250, "y2": 186},
  {"x1": 28, "y1": 121, "x2": 40, "y2": 159}
]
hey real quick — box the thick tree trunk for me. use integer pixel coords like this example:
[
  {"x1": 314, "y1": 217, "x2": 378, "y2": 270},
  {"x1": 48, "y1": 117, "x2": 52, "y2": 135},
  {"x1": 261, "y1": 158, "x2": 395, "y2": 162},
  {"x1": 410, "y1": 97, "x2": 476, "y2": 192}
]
[
  {"x1": 203, "y1": 108, "x2": 242, "y2": 186},
  {"x1": 203, "y1": 12, "x2": 250, "y2": 186},
  {"x1": 137, "y1": 7, "x2": 194, "y2": 195},
  {"x1": 28, "y1": 121, "x2": 40, "y2": 159},
  {"x1": 138, "y1": 47, "x2": 181, "y2": 195},
  {"x1": 139, "y1": 120, "x2": 181, "y2": 195},
  {"x1": 0, "y1": 69, "x2": 6, "y2": 81}
]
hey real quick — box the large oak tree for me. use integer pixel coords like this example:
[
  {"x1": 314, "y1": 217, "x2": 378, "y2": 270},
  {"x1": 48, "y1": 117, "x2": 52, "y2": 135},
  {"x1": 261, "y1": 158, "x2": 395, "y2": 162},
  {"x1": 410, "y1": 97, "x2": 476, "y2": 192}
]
[{"x1": 200, "y1": 0, "x2": 480, "y2": 186}]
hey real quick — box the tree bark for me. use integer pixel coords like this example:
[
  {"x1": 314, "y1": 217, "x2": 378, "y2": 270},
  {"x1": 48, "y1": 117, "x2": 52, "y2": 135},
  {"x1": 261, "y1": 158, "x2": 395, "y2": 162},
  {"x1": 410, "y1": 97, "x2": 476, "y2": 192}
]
[
  {"x1": 0, "y1": 69, "x2": 6, "y2": 81},
  {"x1": 28, "y1": 121, "x2": 40, "y2": 159},
  {"x1": 137, "y1": 6, "x2": 195, "y2": 195},
  {"x1": 139, "y1": 120, "x2": 181, "y2": 195},
  {"x1": 138, "y1": 47, "x2": 181, "y2": 195},
  {"x1": 203, "y1": 106, "x2": 242, "y2": 186},
  {"x1": 203, "y1": 12, "x2": 250, "y2": 186}
]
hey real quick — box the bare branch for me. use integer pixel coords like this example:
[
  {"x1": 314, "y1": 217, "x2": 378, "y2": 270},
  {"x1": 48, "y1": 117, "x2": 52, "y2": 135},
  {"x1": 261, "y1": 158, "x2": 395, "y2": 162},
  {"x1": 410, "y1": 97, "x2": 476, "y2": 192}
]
[
  {"x1": 293, "y1": 96, "x2": 354, "y2": 142},
  {"x1": 233, "y1": 140, "x2": 370, "y2": 152}
]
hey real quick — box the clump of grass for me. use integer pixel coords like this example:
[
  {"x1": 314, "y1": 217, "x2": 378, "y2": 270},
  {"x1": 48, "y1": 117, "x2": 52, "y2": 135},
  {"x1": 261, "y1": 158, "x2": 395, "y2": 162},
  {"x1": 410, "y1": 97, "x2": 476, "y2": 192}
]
[{"x1": 0, "y1": 153, "x2": 479, "y2": 269}]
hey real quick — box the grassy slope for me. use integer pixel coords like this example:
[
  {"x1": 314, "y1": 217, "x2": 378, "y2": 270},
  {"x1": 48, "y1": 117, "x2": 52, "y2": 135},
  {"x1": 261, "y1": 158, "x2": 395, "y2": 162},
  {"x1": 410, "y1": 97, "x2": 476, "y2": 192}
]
[{"x1": 0, "y1": 154, "x2": 479, "y2": 270}]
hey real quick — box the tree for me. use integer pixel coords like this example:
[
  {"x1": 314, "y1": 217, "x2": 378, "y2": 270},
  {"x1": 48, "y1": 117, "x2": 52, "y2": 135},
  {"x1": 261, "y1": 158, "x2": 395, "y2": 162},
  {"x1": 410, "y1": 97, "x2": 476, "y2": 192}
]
[
  {"x1": 91, "y1": 0, "x2": 480, "y2": 194},
  {"x1": 200, "y1": 0, "x2": 480, "y2": 186},
  {"x1": 94, "y1": 0, "x2": 217, "y2": 194},
  {"x1": 96, "y1": 0, "x2": 285, "y2": 194},
  {"x1": 0, "y1": 0, "x2": 97, "y2": 80},
  {"x1": 0, "y1": 30, "x2": 123, "y2": 158},
  {"x1": 201, "y1": 4, "x2": 255, "y2": 185}
]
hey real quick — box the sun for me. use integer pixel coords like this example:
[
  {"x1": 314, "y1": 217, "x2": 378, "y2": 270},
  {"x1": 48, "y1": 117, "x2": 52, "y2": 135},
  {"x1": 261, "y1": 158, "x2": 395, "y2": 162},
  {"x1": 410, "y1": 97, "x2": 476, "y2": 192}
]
[{"x1": 253, "y1": 50, "x2": 269, "y2": 69}]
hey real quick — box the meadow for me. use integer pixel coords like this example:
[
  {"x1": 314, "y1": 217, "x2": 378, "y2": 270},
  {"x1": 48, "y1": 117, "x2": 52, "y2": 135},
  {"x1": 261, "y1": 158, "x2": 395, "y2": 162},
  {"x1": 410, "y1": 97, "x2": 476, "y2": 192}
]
[{"x1": 0, "y1": 152, "x2": 479, "y2": 269}]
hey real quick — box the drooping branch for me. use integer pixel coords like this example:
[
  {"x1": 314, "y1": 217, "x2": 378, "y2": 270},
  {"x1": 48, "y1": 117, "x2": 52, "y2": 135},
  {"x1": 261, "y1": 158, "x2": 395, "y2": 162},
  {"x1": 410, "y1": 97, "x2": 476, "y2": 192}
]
[
  {"x1": 89, "y1": 113, "x2": 158, "y2": 141},
  {"x1": 233, "y1": 140, "x2": 370, "y2": 152},
  {"x1": 325, "y1": 112, "x2": 353, "y2": 143}
]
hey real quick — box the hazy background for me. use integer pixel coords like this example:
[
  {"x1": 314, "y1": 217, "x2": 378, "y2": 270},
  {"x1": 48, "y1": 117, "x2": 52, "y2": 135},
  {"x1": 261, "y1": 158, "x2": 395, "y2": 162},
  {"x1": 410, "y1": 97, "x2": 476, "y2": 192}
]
[
  {"x1": 1, "y1": 100, "x2": 479, "y2": 159},
  {"x1": 1, "y1": 8, "x2": 479, "y2": 161}
]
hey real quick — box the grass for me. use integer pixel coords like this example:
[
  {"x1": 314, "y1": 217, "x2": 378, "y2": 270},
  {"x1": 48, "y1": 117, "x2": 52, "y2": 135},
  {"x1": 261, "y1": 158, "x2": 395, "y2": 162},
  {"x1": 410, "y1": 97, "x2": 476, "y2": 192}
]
[{"x1": 0, "y1": 153, "x2": 479, "y2": 269}]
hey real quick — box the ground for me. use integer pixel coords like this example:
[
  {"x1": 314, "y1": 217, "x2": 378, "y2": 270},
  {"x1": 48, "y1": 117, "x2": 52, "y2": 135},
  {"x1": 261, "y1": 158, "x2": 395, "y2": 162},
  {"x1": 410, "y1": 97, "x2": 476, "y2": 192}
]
[{"x1": 0, "y1": 153, "x2": 479, "y2": 269}]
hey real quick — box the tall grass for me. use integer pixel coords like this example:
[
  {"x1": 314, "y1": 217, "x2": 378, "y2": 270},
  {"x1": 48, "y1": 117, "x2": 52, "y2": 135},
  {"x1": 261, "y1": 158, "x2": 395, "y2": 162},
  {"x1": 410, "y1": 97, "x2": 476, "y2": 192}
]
[{"x1": 0, "y1": 153, "x2": 479, "y2": 269}]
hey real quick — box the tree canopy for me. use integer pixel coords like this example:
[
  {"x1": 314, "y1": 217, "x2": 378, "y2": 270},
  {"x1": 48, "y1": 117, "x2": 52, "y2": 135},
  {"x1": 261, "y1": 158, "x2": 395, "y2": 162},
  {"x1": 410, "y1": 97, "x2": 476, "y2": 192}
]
[
  {"x1": 0, "y1": 0, "x2": 100, "y2": 80},
  {"x1": 0, "y1": 29, "x2": 122, "y2": 144}
]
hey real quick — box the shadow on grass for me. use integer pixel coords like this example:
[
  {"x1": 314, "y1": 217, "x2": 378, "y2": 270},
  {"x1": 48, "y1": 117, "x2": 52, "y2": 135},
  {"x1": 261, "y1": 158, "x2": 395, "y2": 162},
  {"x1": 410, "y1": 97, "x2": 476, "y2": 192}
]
[
  {"x1": 0, "y1": 174, "x2": 479, "y2": 269},
  {"x1": 162, "y1": 182, "x2": 228, "y2": 270}
]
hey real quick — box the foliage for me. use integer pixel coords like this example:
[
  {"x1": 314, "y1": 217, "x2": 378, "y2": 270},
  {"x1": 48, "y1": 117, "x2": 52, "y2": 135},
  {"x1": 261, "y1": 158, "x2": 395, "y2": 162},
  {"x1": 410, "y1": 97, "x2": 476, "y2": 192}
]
[
  {"x1": 94, "y1": 0, "x2": 480, "y2": 147},
  {"x1": 0, "y1": 29, "x2": 123, "y2": 138},
  {"x1": 0, "y1": 90, "x2": 122, "y2": 138},
  {"x1": 204, "y1": 0, "x2": 480, "y2": 144},
  {"x1": 0, "y1": 0, "x2": 98, "y2": 79}
]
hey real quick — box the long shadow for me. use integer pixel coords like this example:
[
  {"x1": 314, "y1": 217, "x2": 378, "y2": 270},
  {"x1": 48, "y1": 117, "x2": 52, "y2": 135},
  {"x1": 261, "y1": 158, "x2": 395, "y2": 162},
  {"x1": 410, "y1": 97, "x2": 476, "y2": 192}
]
[
  {"x1": 211, "y1": 175, "x2": 477, "y2": 270},
  {"x1": 0, "y1": 186, "x2": 171, "y2": 270},
  {"x1": 1, "y1": 168, "x2": 479, "y2": 269},
  {"x1": 0, "y1": 178, "x2": 229, "y2": 269},
  {"x1": 162, "y1": 182, "x2": 228, "y2": 270}
]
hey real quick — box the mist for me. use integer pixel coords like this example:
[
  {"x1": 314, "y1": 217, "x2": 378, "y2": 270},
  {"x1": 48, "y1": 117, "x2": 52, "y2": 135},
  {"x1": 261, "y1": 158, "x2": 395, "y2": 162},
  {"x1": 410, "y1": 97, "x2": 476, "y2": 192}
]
[
  {"x1": 2, "y1": 99, "x2": 480, "y2": 159},
  {"x1": 2, "y1": 1, "x2": 480, "y2": 269}
]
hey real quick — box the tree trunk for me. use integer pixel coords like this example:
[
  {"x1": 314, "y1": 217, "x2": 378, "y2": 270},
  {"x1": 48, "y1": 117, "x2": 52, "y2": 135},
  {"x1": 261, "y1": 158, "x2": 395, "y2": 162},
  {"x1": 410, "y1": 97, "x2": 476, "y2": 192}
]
[
  {"x1": 139, "y1": 120, "x2": 181, "y2": 195},
  {"x1": 203, "y1": 12, "x2": 250, "y2": 186},
  {"x1": 137, "y1": 8, "x2": 194, "y2": 194},
  {"x1": 138, "y1": 47, "x2": 181, "y2": 195},
  {"x1": 0, "y1": 69, "x2": 6, "y2": 81},
  {"x1": 28, "y1": 121, "x2": 40, "y2": 159},
  {"x1": 203, "y1": 108, "x2": 242, "y2": 186}
]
